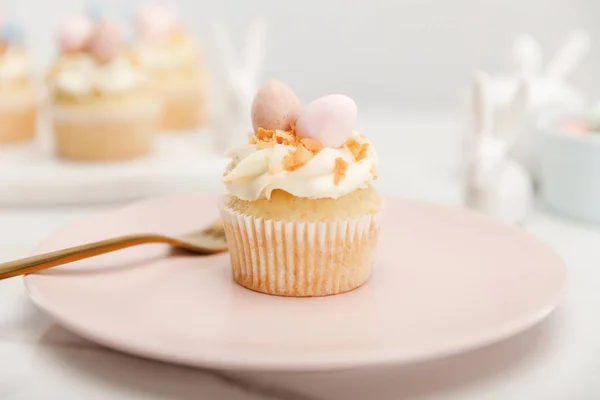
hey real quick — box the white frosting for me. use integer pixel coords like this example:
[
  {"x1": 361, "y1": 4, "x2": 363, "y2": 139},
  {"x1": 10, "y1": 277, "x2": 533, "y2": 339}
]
[
  {"x1": 136, "y1": 39, "x2": 198, "y2": 69},
  {"x1": 54, "y1": 55, "x2": 146, "y2": 96},
  {"x1": 223, "y1": 134, "x2": 377, "y2": 201},
  {"x1": 0, "y1": 47, "x2": 33, "y2": 83}
]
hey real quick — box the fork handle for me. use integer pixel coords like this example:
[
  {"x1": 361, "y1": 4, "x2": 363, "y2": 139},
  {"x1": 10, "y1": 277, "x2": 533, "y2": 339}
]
[{"x1": 0, "y1": 234, "x2": 169, "y2": 280}]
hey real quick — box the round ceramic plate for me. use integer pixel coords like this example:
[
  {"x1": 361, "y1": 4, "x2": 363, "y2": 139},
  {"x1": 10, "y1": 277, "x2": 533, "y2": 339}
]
[{"x1": 24, "y1": 195, "x2": 566, "y2": 371}]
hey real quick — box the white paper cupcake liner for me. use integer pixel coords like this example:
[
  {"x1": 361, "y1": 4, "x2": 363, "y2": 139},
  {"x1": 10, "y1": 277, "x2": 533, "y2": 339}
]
[
  {"x1": 51, "y1": 102, "x2": 161, "y2": 123},
  {"x1": 0, "y1": 92, "x2": 39, "y2": 110},
  {"x1": 163, "y1": 85, "x2": 203, "y2": 100},
  {"x1": 219, "y1": 199, "x2": 382, "y2": 297}
]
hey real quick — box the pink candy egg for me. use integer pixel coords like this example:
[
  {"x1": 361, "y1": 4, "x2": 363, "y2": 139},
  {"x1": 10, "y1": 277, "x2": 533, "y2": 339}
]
[
  {"x1": 58, "y1": 14, "x2": 94, "y2": 52},
  {"x1": 295, "y1": 94, "x2": 357, "y2": 148},
  {"x1": 135, "y1": 4, "x2": 179, "y2": 43},
  {"x1": 90, "y1": 18, "x2": 123, "y2": 63},
  {"x1": 251, "y1": 80, "x2": 301, "y2": 132}
]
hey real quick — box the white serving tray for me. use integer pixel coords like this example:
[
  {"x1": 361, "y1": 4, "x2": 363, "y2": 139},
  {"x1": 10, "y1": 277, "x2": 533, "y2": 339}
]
[{"x1": 0, "y1": 128, "x2": 229, "y2": 206}]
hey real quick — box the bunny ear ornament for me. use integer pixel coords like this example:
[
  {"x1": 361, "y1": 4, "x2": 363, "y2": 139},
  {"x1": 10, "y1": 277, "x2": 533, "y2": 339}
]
[
  {"x1": 463, "y1": 30, "x2": 591, "y2": 193},
  {"x1": 464, "y1": 72, "x2": 534, "y2": 225},
  {"x1": 211, "y1": 18, "x2": 267, "y2": 153}
]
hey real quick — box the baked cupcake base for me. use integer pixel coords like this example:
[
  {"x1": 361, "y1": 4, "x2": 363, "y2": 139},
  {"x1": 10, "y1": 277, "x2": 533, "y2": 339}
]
[
  {"x1": 52, "y1": 102, "x2": 160, "y2": 161},
  {"x1": 0, "y1": 99, "x2": 37, "y2": 144},
  {"x1": 219, "y1": 189, "x2": 383, "y2": 297},
  {"x1": 162, "y1": 89, "x2": 204, "y2": 131}
]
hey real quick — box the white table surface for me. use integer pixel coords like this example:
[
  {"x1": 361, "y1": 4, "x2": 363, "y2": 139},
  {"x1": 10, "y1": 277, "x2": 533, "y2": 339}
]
[{"x1": 1, "y1": 111, "x2": 599, "y2": 399}]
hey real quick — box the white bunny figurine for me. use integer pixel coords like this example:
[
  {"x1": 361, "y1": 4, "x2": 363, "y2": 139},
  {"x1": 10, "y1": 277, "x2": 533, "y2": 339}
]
[
  {"x1": 464, "y1": 72, "x2": 533, "y2": 224},
  {"x1": 211, "y1": 18, "x2": 266, "y2": 153},
  {"x1": 491, "y1": 31, "x2": 590, "y2": 176}
]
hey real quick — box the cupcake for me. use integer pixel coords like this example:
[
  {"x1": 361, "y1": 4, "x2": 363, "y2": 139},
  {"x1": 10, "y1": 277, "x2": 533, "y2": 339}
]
[
  {"x1": 219, "y1": 80, "x2": 382, "y2": 297},
  {"x1": 134, "y1": 4, "x2": 205, "y2": 131},
  {"x1": 0, "y1": 18, "x2": 38, "y2": 144},
  {"x1": 48, "y1": 9, "x2": 160, "y2": 161}
]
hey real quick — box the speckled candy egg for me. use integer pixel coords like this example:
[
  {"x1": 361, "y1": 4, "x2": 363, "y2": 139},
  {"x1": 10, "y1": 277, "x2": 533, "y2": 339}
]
[
  {"x1": 295, "y1": 94, "x2": 357, "y2": 148},
  {"x1": 87, "y1": 2, "x2": 110, "y2": 21},
  {"x1": 0, "y1": 20, "x2": 25, "y2": 45},
  {"x1": 90, "y1": 18, "x2": 123, "y2": 63},
  {"x1": 58, "y1": 14, "x2": 94, "y2": 53},
  {"x1": 135, "y1": 4, "x2": 179, "y2": 43},
  {"x1": 251, "y1": 80, "x2": 301, "y2": 132}
]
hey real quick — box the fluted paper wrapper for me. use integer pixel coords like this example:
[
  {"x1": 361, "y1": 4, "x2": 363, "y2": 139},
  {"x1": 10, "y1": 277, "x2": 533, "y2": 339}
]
[
  {"x1": 219, "y1": 200, "x2": 382, "y2": 297},
  {"x1": 52, "y1": 102, "x2": 161, "y2": 123}
]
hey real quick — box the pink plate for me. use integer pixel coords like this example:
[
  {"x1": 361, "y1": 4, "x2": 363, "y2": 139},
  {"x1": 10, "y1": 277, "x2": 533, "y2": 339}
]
[{"x1": 24, "y1": 195, "x2": 566, "y2": 371}]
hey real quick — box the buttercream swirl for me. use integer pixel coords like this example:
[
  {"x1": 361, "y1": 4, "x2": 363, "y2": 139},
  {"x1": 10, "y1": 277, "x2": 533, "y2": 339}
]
[
  {"x1": 135, "y1": 38, "x2": 198, "y2": 70},
  {"x1": 53, "y1": 54, "x2": 146, "y2": 96},
  {"x1": 223, "y1": 134, "x2": 377, "y2": 201},
  {"x1": 0, "y1": 47, "x2": 33, "y2": 83}
]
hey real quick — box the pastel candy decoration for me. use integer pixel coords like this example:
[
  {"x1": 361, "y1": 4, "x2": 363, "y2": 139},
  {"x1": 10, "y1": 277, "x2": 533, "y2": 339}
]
[
  {"x1": 0, "y1": 20, "x2": 25, "y2": 44},
  {"x1": 117, "y1": 11, "x2": 135, "y2": 44},
  {"x1": 295, "y1": 94, "x2": 357, "y2": 148},
  {"x1": 135, "y1": 4, "x2": 179, "y2": 43},
  {"x1": 251, "y1": 80, "x2": 301, "y2": 132},
  {"x1": 87, "y1": 2, "x2": 109, "y2": 21},
  {"x1": 58, "y1": 14, "x2": 94, "y2": 52},
  {"x1": 90, "y1": 18, "x2": 122, "y2": 63}
]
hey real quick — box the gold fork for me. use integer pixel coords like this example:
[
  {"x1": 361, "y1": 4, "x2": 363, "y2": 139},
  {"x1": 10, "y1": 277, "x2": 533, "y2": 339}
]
[{"x1": 0, "y1": 220, "x2": 228, "y2": 280}]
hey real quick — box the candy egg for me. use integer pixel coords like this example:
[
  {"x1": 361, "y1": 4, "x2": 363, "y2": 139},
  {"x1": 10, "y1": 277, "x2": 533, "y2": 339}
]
[
  {"x1": 0, "y1": 20, "x2": 25, "y2": 45},
  {"x1": 87, "y1": 2, "x2": 109, "y2": 21},
  {"x1": 135, "y1": 4, "x2": 179, "y2": 43},
  {"x1": 58, "y1": 14, "x2": 94, "y2": 52},
  {"x1": 251, "y1": 80, "x2": 301, "y2": 132},
  {"x1": 90, "y1": 18, "x2": 122, "y2": 63},
  {"x1": 295, "y1": 94, "x2": 357, "y2": 148},
  {"x1": 118, "y1": 11, "x2": 135, "y2": 44}
]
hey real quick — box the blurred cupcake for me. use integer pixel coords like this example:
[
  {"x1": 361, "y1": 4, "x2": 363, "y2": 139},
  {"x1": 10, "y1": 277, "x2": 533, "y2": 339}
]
[
  {"x1": 134, "y1": 4, "x2": 205, "y2": 131},
  {"x1": 0, "y1": 17, "x2": 37, "y2": 144},
  {"x1": 219, "y1": 80, "x2": 382, "y2": 297},
  {"x1": 48, "y1": 8, "x2": 160, "y2": 161}
]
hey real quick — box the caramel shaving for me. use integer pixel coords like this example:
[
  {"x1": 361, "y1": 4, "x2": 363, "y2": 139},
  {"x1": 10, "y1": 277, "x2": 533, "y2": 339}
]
[
  {"x1": 257, "y1": 127, "x2": 274, "y2": 140},
  {"x1": 275, "y1": 130, "x2": 296, "y2": 146},
  {"x1": 346, "y1": 138, "x2": 361, "y2": 154},
  {"x1": 284, "y1": 144, "x2": 313, "y2": 171},
  {"x1": 370, "y1": 164, "x2": 378, "y2": 180},
  {"x1": 346, "y1": 138, "x2": 369, "y2": 161},
  {"x1": 300, "y1": 138, "x2": 323, "y2": 154},
  {"x1": 334, "y1": 158, "x2": 348, "y2": 185},
  {"x1": 356, "y1": 145, "x2": 369, "y2": 161}
]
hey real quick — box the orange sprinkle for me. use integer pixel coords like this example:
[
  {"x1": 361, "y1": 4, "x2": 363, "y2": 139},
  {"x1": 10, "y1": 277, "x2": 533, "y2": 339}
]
[
  {"x1": 334, "y1": 158, "x2": 348, "y2": 185},
  {"x1": 300, "y1": 138, "x2": 324, "y2": 154},
  {"x1": 346, "y1": 138, "x2": 361, "y2": 160},
  {"x1": 257, "y1": 127, "x2": 274, "y2": 140},
  {"x1": 284, "y1": 144, "x2": 313, "y2": 171},
  {"x1": 356, "y1": 144, "x2": 369, "y2": 161},
  {"x1": 370, "y1": 164, "x2": 378, "y2": 180},
  {"x1": 275, "y1": 130, "x2": 295, "y2": 146}
]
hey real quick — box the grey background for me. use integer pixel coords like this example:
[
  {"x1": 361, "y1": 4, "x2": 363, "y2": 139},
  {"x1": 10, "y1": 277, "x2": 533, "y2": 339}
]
[{"x1": 9, "y1": 0, "x2": 600, "y2": 110}]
